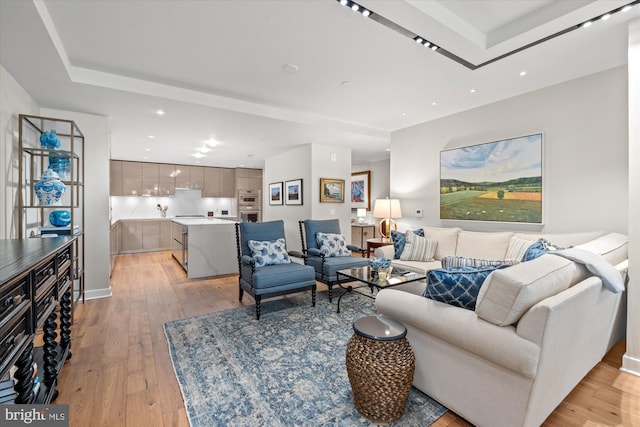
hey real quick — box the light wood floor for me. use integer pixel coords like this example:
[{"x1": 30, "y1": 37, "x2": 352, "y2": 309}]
[{"x1": 57, "y1": 251, "x2": 640, "y2": 426}]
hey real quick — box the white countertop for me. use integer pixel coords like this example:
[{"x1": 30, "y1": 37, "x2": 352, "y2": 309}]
[{"x1": 171, "y1": 218, "x2": 237, "y2": 226}]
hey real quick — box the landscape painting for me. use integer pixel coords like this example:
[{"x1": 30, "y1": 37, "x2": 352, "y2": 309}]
[{"x1": 440, "y1": 133, "x2": 543, "y2": 223}]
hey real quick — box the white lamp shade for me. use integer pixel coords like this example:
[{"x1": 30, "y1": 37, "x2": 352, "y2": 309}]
[
  {"x1": 372, "y1": 199, "x2": 402, "y2": 219},
  {"x1": 356, "y1": 208, "x2": 367, "y2": 218}
]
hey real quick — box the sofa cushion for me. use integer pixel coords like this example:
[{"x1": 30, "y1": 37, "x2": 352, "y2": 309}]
[
  {"x1": 315, "y1": 232, "x2": 350, "y2": 257},
  {"x1": 391, "y1": 228, "x2": 424, "y2": 259},
  {"x1": 400, "y1": 232, "x2": 437, "y2": 262},
  {"x1": 575, "y1": 232, "x2": 628, "y2": 265},
  {"x1": 425, "y1": 265, "x2": 505, "y2": 310},
  {"x1": 391, "y1": 259, "x2": 441, "y2": 274},
  {"x1": 422, "y1": 227, "x2": 461, "y2": 260},
  {"x1": 455, "y1": 231, "x2": 513, "y2": 260},
  {"x1": 247, "y1": 238, "x2": 291, "y2": 267},
  {"x1": 475, "y1": 254, "x2": 582, "y2": 326},
  {"x1": 441, "y1": 256, "x2": 519, "y2": 269},
  {"x1": 514, "y1": 231, "x2": 605, "y2": 248}
]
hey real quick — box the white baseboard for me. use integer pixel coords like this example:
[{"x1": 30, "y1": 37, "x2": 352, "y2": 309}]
[
  {"x1": 75, "y1": 287, "x2": 112, "y2": 301},
  {"x1": 621, "y1": 353, "x2": 640, "y2": 377}
]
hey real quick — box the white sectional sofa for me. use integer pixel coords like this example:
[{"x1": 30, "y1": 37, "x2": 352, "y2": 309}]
[{"x1": 374, "y1": 228, "x2": 628, "y2": 427}]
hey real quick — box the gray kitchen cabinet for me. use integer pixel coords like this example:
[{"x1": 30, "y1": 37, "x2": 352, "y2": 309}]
[
  {"x1": 142, "y1": 162, "x2": 159, "y2": 196},
  {"x1": 120, "y1": 220, "x2": 143, "y2": 252},
  {"x1": 203, "y1": 167, "x2": 235, "y2": 197},
  {"x1": 110, "y1": 160, "x2": 124, "y2": 196},
  {"x1": 176, "y1": 165, "x2": 204, "y2": 189},
  {"x1": 158, "y1": 164, "x2": 176, "y2": 196},
  {"x1": 235, "y1": 168, "x2": 262, "y2": 191},
  {"x1": 122, "y1": 161, "x2": 143, "y2": 196},
  {"x1": 190, "y1": 166, "x2": 204, "y2": 189}
]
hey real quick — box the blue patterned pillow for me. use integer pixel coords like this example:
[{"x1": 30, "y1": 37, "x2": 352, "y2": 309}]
[
  {"x1": 316, "y1": 232, "x2": 350, "y2": 257},
  {"x1": 247, "y1": 238, "x2": 291, "y2": 267},
  {"x1": 424, "y1": 265, "x2": 506, "y2": 310},
  {"x1": 391, "y1": 229, "x2": 424, "y2": 259},
  {"x1": 522, "y1": 240, "x2": 548, "y2": 261}
]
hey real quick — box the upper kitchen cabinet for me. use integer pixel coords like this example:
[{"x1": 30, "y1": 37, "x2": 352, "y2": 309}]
[
  {"x1": 235, "y1": 168, "x2": 262, "y2": 191},
  {"x1": 122, "y1": 161, "x2": 143, "y2": 196},
  {"x1": 175, "y1": 165, "x2": 203, "y2": 189},
  {"x1": 158, "y1": 164, "x2": 176, "y2": 196},
  {"x1": 110, "y1": 160, "x2": 124, "y2": 196},
  {"x1": 203, "y1": 167, "x2": 235, "y2": 198},
  {"x1": 142, "y1": 162, "x2": 159, "y2": 196}
]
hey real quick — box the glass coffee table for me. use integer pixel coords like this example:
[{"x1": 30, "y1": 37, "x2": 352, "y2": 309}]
[{"x1": 335, "y1": 266, "x2": 426, "y2": 313}]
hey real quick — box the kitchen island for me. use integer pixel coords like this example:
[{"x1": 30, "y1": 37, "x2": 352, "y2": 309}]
[{"x1": 171, "y1": 218, "x2": 238, "y2": 279}]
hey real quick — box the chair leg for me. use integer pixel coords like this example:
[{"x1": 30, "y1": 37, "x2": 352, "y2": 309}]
[
  {"x1": 255, "y1": 295, "x2": 261, "y2": 320},
  {"x1": 239, "y1": 286, "x2": 244, "y2": 302},
  {"x1": 328, "y1": 284, "x2": 333, "y2": 303},
  {"x1": 312, "y1": 288, "x2": 316, "y2": 307}
]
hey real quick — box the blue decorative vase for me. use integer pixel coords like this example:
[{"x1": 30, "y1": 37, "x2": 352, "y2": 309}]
[
  {"x1": 48, "y1": 152, "x2": 71, "y2": 180},
  {"x1": 34, "y1": 168, "x2": 66, "y2": 205},
  {"x1": 49, "y1": 210, "x2": 71, "y2": 227},
  {"x1": 40, "y1": 130, "x2": 61, "y2": 149},
  {"x1": 368, "y1": 257, "x2": 392, "y2": 271}
]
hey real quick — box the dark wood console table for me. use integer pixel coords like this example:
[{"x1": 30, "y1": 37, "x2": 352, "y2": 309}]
[{"x1": 0, "y1": 236, "x2": 75, "y2": 404}]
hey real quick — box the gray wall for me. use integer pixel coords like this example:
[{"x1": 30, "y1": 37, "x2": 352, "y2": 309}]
[{"x1": 391, "y1": 66, "x2": 628, "y2": 235}]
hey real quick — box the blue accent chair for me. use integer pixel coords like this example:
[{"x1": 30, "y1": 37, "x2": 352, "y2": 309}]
[
  {"x1": 298, "y1": 219, "x2": 369, "y2": 302},
  {"x1": 235, "y1": 220, "x2": 316, "y2": 319}
]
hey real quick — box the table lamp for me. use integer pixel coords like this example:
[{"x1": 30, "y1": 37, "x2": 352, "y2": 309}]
[
  {"x1": 356, "y1": 208, "x2": 367, "y2": 224},
  {"x1": 372, "y1": 198, "x2": 402, "y2": 238}
]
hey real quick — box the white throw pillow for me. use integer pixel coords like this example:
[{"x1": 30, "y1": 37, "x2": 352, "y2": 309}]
[
  {"x1": 316, "y1": 232, "x2": 350, "y2": 257},
  {"x1": 505, "y1": 236, "x2": 536, "y2": 261},
  {"x1": 400, "y1": 231, "x2": 437, "y2": 262}
]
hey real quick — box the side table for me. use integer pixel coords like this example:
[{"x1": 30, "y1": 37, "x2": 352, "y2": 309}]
[
  {"x1": 345, "y1": 315, "x2": 415, "y2": 423},
  {"x1": 366, "y1": 237, "x2": 392, "y2": 258}
]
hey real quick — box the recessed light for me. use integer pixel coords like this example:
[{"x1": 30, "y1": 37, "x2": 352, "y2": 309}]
[
  {"x1": 340, "y1": 0, "x2": 347, "y2": 5},
  {"x1": 148, "y1": 135, "x2": 155, "y2": 139},
  {"x1": 432, "y1": 102, "x2": 437, "y2": 106},
  {"x1": 622, "y1": 5, "x2": 632, "y2": 12},
  {"x1": 582, "y1": 21, "x2": 592, "y2": 28},
  {"x1": 431, "y1": 45, "x2": 438, "y2": 51},
  {"x1": 193, "y1": 153, "x2": 206, "y2": 159},
  {"x1": 385, "y1": 148, "x2": 391, "y2": 152},
  {"x1": 362, "y1": 9, "x2": 371, "y2": 17},
  {"x1": 351, "y1": 4, "x2": 359, "y2": 12},
  {"x1": 601, "y1": 13, "x2": 611, "y2": 21},
  {"x1": 424, "y1": 41, "x2": 431, "y2": 47},
  {"x1": 205, "y1": 139, "x2": 220, "y2": 147},
  {"x1": 156, "y1": 110, "x2": 165, "y2": 116},
  {"x1": 283, "y1": 64, "x2": 299, "y2": 73},
  {"x1": 401, "y1": 112, "x2": 407, "y2": 117},
  {"x1": 415, "y1": 37, "x2": 423, "y2": 44},
  {"x1": 520, "y1": 71, "x2": 527, "y2": 76},
  {"x1": 240, "y1": 164, "x2": 245, "y2": 167},
  {"x1": 143, "y1": 156, "x2": 149, "y2": 160},
  {"x1": 200, "y1": 147, "x2": 211, "y2": 153},
  {"x1": 145, "y1": 148, "x2": 151, "y2": 151},
  {"x1": 470, "y1": 89, "x2": 477, "y2": 93}
]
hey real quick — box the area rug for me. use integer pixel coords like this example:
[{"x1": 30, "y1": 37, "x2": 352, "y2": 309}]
[{"x1": 163, "y1": 291, "x2": 448, "y2": 426}]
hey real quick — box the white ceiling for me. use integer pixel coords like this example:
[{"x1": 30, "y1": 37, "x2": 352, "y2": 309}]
[{"x1": 1, "y1": 0, "x2": 637, "y2": 168}]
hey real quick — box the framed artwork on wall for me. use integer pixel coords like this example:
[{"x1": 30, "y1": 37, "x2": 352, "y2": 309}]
[
  {"x1": 285, "y1": 179, "x2": 303, "y2": 205},
  {"x1": 269, "y1": 182, "x2": 283, "y2": 205},
  {"x1": 320, "y1": 178, "x2": 345, "y2": 203},
  {"x1": 351, "y1": 170, "x2": 371, "y2": 211},
  {"x1": 440, "y1": 132, "x2": 543, "y2": 224}
]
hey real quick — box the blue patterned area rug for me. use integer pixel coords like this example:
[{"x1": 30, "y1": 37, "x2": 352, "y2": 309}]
[{"x1": 163, "y1": 291, "x2": 448, "y2": 426}]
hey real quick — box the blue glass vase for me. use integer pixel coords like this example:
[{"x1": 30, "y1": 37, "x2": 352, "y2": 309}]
[
  {"x1": 49, "y1": 210, "x2": 71, "y2": 227},
  {"x1": 48, "y1": 152, "x2": 71, "y2": 180}
]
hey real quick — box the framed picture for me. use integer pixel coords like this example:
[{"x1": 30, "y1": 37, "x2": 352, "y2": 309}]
[
  {"x1": 320, "y1": 178, "x2": 345, "y2": 203},
  {"x1": 440, "y1": 133, "x2": 543, "y2": 223},
  {"x1": 269, "y1": 182, "x2": 283, "y2": 205},
  {"x1": 285, "y1": 179, "x2": 303, "y2": 205},
  {"x1": 351, "y1": 170, "x2": 371, "y2": 211}
]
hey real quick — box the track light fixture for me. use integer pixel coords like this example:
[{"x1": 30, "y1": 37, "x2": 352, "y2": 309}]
[{"x1": 336, "y1": 0, "x2": 639, "y2": 70}]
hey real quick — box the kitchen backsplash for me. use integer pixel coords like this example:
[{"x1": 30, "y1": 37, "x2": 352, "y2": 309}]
[{"x1": 111, "y1": 189, "x2": 237, "y2": 219}]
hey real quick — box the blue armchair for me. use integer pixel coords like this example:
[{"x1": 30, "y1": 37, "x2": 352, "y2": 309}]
[
  {"x1": 298, "y1": 219, "x2": 369, "y2": 302},
  {"x1": 235, "y1": 220, "x2": 316, "y2": 319}
]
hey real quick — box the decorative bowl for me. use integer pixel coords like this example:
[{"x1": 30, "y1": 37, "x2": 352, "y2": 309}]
[
  {"x1": 368, "y1": 257, "x2": 392, "y2": 271},
  {"x1": 49, "y1": 210, "x2": 71, "y2": 227}
]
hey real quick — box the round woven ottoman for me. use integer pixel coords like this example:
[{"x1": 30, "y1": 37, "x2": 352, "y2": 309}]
[{"x1": 346, "y1": 315, "x2": 415, "y2": 423}]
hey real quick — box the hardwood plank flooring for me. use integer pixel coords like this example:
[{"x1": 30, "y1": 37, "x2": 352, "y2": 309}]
[{"x1": 56, "y1": 251, "x2": 640, "y2": 426}]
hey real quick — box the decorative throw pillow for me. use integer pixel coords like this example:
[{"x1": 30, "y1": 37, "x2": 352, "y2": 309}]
[
  {"x1": 424, "y1": 265, "x2": 506, "y2": 310},
  {"x1": 505, "y1": 236, "x2": 536, "y2": 261},
  {"x1": 247, "y1": 238, "x2": 291, "y2": 267},
  {"x1": 399, "y1": 231, "x2": 437, "y2": 262},
  {"x1": 316, "y1": 232, "x2": 350, "y2": 257},
  {"x1": 522, "y1": 239, "x2": 548, "y2": 261},
  {"x1": 441, "y1": 256, "x2": 519, "y2": 269},
  {"x1": 391, "y1": 229, "x2": 424, "y2": 259}
]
